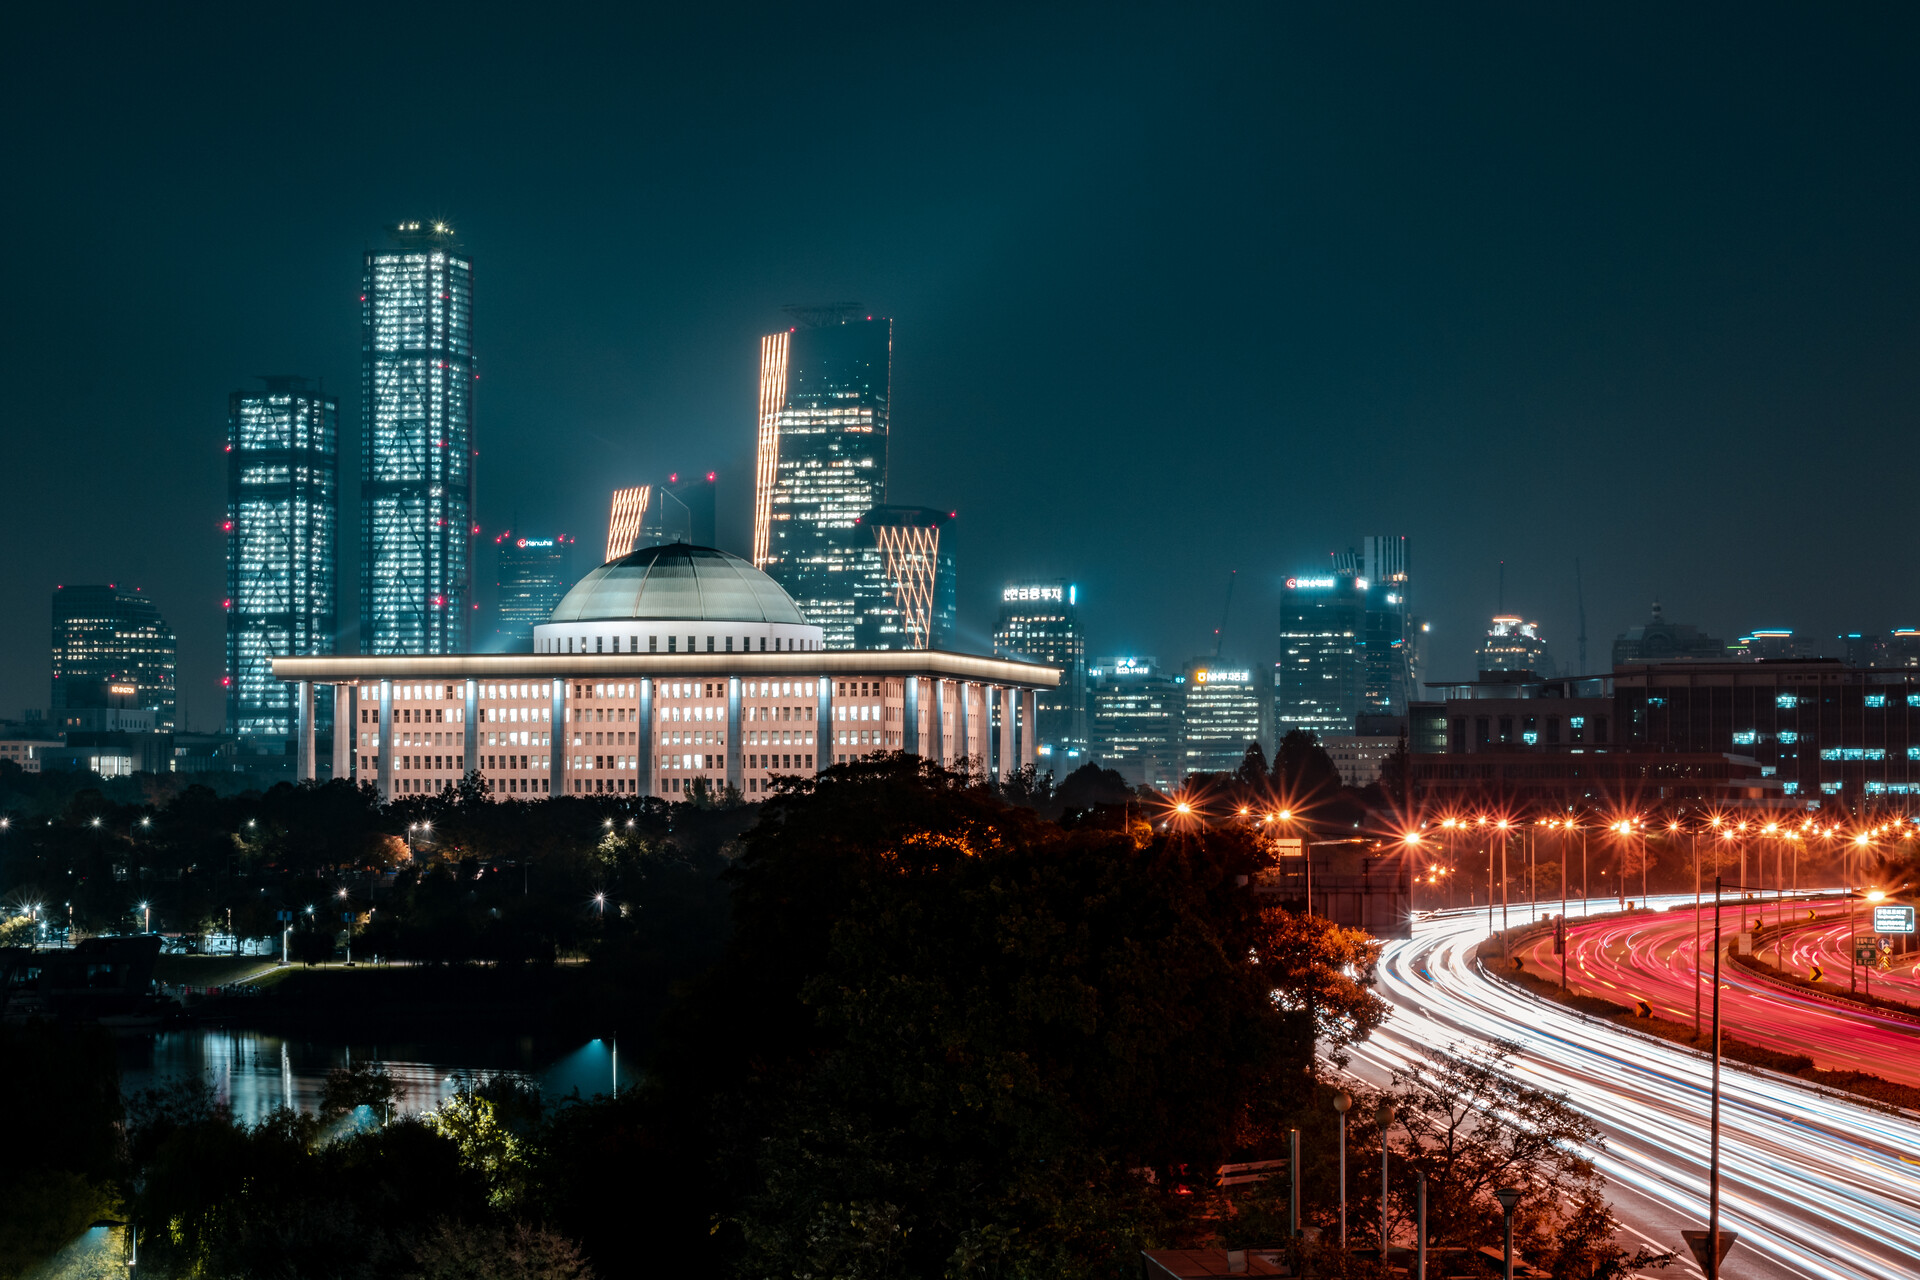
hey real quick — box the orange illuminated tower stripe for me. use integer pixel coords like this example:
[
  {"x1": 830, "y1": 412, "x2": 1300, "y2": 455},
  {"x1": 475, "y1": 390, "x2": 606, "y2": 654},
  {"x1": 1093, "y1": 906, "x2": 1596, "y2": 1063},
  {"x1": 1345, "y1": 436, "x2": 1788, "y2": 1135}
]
[
  {"x1": 606, "y1": 485, "x2": 650, "y2": 561},
  {"x1": 875, "y1": 521, "x2": 940, "y2": 649},
  {"x1": 751, "y1": 332, "x2": 790, "y2": 568}
]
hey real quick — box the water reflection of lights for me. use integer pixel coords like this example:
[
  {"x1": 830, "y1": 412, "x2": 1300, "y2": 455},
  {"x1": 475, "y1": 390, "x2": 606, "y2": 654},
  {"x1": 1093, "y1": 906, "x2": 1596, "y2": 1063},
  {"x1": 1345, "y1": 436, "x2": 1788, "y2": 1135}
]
[{"x1": 122, "y1": 1031, "x2": 637, "y2": 1124}]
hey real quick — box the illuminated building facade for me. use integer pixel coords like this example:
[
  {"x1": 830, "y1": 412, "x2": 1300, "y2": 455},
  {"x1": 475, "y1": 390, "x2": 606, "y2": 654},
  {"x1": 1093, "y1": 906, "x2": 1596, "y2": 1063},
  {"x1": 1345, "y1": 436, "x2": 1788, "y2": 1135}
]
[
  {"x1": 51, "y1": 585, "x2": 177, "y2": 732},
  {"x1": 752, "y1": 315, "x2": 892, "y2": 647},
  {"x1": 360, "y1": 220, "x2": 474, "y2": 656},
  {"x1": 1275, "y1": 573, "x2": 1364, "y2": 737},
  {"x1": 494, "y1": 534, "x2": 576, "y2": 647},
  {"x1": 275, "y1": 543, "x2": 1053, "y2": 800},
  {"x1": 1474, "y1": 615, "x2": 1553, "y2": 675},
  {"x1": 852, "y1": 506, "x2": 955, "y2": 651},
  {"x1": 225, "y1": 377, "x2": 337, "y2": 742},
  {"x1": 1180, "y1": 661, "x2": 1266, "y2": 776},
  {"x1": 1331, "y1": 535, "x2": 1414, "y2": 714},
  {"x1": 993, "y1": 580, "x2": 1086, "y2": 760},
  {"x1": 606, "y1": 486, "x2": 649, "y2": 560},
  {"x1": 1089, "y1": 657, "x2": 1180, "y2": 790}
]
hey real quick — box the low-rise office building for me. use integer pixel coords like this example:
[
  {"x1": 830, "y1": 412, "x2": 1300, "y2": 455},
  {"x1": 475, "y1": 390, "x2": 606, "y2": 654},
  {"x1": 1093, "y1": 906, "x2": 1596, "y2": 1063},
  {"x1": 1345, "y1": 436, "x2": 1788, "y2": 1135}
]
[{"x1": 275, "y1": 544, "x2": 1057, "y2": 801}]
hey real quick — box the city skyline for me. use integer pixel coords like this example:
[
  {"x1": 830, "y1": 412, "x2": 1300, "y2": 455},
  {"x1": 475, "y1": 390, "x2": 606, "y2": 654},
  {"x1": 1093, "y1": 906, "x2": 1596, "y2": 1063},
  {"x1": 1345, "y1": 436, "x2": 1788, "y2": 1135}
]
[{"x1": 7, "y1": 9, "x2": 1920, "y2": 733}]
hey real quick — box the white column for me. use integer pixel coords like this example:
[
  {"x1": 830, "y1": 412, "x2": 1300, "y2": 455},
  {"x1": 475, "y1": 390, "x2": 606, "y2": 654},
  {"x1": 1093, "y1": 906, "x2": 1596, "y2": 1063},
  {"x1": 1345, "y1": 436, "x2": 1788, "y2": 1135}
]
[
  {"x1": 1006, "y1": 687, "x2": 1021, "y2": 786},
  {"x1": 1022, "y1": 688, "x2": 1038, "y2": 772},
  {"x1": 296, "y1": 681, "x2": 316, "y2": 782},
  {"x1": 331, "y1": 685, "x2": 353, "y2": 781}
]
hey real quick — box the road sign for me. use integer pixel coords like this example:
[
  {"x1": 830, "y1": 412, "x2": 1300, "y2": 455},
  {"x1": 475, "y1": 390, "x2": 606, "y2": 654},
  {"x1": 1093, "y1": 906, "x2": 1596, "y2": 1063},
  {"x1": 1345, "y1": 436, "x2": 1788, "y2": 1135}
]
[
  {"x1": 1215, "y1": 1158, "x2": 1286, "y2": 1188},
  {"x1": 1855, "y1": 937, "x2": 1880, "y2": 966},
  {"x1": 1808, "y1": 963, "x2": 1823, "y2": 983},
  {"x1": 1874, "y1": 904, "x2": 1916, "y2": 934},
  {"x1": 1682, "y1": 1229, "x2": 1738, "y2": 1273},
  {"x1": 1554, "y1": 915, "x2": 1566, "y2": 955}
]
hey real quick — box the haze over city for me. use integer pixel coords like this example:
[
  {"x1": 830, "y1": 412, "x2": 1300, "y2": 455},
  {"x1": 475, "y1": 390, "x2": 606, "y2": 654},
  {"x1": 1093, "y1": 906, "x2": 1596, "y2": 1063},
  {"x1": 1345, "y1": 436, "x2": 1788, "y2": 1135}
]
[{"x1": 8, "y1": 6, "x2": 1920, "y2": 725}]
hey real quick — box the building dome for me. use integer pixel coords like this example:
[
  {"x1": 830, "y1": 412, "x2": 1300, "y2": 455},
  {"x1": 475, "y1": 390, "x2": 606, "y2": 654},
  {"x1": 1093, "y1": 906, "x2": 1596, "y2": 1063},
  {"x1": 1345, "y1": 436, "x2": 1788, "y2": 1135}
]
[{"x1": 534, "y1": 544, "x2": 823, "y2": 655}]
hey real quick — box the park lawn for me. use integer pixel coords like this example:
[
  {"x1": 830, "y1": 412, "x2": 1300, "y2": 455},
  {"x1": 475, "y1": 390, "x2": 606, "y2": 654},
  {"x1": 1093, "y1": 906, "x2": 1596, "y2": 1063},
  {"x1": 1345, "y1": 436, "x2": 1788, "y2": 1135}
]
[{"x1": 154, "y1": 954, "x2": 289, "y2": 987}]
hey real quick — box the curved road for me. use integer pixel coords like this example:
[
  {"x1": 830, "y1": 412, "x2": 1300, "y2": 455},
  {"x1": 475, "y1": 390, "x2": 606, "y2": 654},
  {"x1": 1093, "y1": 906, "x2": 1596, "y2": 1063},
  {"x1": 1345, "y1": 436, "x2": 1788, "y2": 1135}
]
[
  {"x1": 1511, "y1": 900, "x2": 1920, "y2": 1084},
  {"x1": 1353, "y1": 900, "x2": 1920, "y2": 1279}
]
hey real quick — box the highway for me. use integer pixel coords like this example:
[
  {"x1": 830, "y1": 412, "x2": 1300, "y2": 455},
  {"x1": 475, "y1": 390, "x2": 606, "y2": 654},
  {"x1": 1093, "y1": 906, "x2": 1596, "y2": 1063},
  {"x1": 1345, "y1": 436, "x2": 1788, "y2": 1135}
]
[
  {"x1": 1350, "y1": 899, "x2": 1920, "y2": 1279},
  {"x1": 1510, "y1": 899, "x2": 1920, "y2": 1085}
]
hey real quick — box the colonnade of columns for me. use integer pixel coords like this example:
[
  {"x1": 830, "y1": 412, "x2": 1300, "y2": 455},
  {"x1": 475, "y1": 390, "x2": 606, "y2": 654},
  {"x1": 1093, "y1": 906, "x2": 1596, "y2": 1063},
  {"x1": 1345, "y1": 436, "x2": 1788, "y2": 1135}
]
[{"x1": 297, "y1": 675, "x2": 1046, "y2": 793}]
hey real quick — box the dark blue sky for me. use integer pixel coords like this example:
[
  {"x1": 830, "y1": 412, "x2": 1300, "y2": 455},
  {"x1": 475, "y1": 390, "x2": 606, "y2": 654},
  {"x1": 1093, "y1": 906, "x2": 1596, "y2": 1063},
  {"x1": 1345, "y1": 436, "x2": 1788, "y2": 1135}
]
[{"x1": 4, "y1": 4, "x2": 1918, "y2": 727}]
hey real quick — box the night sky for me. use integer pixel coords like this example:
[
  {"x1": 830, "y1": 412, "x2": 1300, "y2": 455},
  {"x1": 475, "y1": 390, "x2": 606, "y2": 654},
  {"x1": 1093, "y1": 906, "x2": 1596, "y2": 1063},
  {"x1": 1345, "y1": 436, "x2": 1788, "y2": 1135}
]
[{"x1": 5, "y1": 5, "x2": 1919, "y2": 728}]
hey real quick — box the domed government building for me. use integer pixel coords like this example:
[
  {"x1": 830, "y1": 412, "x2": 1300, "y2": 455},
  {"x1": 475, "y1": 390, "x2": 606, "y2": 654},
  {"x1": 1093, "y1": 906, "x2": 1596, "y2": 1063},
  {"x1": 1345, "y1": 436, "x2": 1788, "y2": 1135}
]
[{"x1": 275, "y1": 544, "x2": 1058, "y2": 801}]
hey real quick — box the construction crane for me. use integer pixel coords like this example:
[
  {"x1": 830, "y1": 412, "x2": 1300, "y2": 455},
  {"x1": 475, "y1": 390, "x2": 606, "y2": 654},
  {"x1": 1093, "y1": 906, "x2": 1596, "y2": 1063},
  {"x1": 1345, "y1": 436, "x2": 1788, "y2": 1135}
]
[
  {"x1": 1575, "y1": 558, "x2": 1589, "y2": 674},
  {"x1": 1213, "y1": 570, "x2": 1237, "y2": 659}
]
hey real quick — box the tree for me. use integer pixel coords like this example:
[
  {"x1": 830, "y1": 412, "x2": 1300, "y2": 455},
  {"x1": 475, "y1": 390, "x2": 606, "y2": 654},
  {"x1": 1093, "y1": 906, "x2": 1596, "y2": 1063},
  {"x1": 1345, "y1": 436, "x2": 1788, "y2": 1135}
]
[
  {"x1": 407, "y1": 1220, "x2": 595, "y2": 1280},
  {"x1": 1378, "y1": 1041, "x2": 1672, "y2": 1279},
  {"x1": 1271, "y1": 729, "x2": 1341, "y2": 814},
  {"x1": 319, "y1": 1062, "x2": 399, "y2": 1125},
  {"x1": 1235, "y1": 741, "x2": 1271, "y2": 790},
  {"x1": 648, "y1": 755, "x2": 1389, "y2": 1277}
]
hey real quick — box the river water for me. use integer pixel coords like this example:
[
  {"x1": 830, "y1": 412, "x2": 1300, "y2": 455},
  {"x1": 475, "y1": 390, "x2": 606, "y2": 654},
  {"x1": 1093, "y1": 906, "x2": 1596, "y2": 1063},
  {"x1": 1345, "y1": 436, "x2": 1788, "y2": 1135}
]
[{"x1": 118, "y1": 1030, "x2": 635, "y2": 1123}]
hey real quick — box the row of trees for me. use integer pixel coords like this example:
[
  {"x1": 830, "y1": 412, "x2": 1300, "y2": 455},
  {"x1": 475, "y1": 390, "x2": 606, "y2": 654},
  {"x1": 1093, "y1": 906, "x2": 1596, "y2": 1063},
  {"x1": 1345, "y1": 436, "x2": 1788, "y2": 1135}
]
[{"x1": 4, "y1": 752, "x2": 1672, "y2": 1278}]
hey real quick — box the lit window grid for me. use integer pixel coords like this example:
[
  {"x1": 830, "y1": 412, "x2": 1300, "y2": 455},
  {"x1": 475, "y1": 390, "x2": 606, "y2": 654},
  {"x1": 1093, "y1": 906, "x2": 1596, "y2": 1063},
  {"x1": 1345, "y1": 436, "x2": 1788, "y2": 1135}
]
[
  {"x1": 361, "y1": 248, "x2": 473, "y2": 656},
  {"x1": 50, "y1": 588, "x2": 178, "y2": 731},
  {"x1": 1182, "y1": 682, "x2": 1264, "y2": 775},
  {"x1": 226, "y1": 390, "x2": 337, "y2": 739}
]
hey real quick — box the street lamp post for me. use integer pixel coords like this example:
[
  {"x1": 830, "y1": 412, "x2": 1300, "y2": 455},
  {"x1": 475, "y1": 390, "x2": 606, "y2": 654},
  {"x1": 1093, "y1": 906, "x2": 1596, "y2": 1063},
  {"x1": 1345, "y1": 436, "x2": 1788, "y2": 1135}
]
[
  {"x1": 1493, "y1": 1186, "x2": 1522, "y2": 1280},
  {"x1": 1498, "y1": 819, "x2": 1511, "y2": 932},
  {"x1": 1375, "y1": 1102, "x2": 1395, "y2": 1262},
  {"x1": 1851, "y1": 832, "x2": 1870, "y2": 994},
  {"x1": 1332, "y1": 1090, "x2": 1352, "y2": 1247}
]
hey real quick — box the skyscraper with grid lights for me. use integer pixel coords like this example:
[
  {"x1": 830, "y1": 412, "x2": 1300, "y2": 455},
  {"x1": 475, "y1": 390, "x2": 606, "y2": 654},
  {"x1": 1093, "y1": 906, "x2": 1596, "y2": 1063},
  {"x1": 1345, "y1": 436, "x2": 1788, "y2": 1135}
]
[
  {"x1": 360, "y1": 220, "x2": 474, "y2": 655},
  {"x1": 752, "y1": 312, "x2": 891, "y2": 648},
  {"x1": 52, "y1": 585, "x2": 177, "y2": 731},
  {"x1": 225, "y1": 376, "x2": 337, "y2": 740}
]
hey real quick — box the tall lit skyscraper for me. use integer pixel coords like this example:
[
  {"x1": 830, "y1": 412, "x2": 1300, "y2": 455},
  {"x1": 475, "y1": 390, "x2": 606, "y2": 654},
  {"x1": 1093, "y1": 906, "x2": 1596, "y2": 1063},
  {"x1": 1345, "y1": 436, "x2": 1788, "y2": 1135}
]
[
  {"x1": 494, "y1": 533, "x2": 576, "y2": 647},
  {"x1": 1474, "y1": 616, "x2": 1553, "y2": 674},
  {"x1": 225, "y1": 377, "x2": 338, "y2": 742},
  {"x1": 1089, "y1": 657, "x2": 1180, "y2": 789},
  {"x1": 993, "y1": 581, "x2": 1086, "y2": 760},
  {"x1": 1332, "y1": 535, "x2": 1413, "y2": 715},
  {"x1": 1181, "y1": 661, "x2": 1266, "y2": 776},
  {"x1": 360, "y1": 219, "x2": 474, "y2": 655},
  {"x1": 752, "y1": 312, "x2": 891, "y2": 648},
  {"x1": 1275, "y1": 572, "x2": 1364, "y2": 737},
  {"x1": 852, "y1": 506, "x2": 955, "y2": 650},
  {"x1": 52, "y1": 585, "x2": 177, "y2": 731}
]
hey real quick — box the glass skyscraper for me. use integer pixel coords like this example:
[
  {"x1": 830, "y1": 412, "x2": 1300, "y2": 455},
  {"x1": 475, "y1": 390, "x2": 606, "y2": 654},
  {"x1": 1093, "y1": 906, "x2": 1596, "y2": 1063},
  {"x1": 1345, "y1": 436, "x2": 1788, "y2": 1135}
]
[
  {"x1": 494, "y1": 533, "x2": 576, "y2": 647},
  {"x1": 1181, "y1": 661, "x2": 1266, "y2": 776},
  {"x1": 993, "y1": 581, "x2": 1087, "y2": 760},
  {"x1": 360, "y1": 220, "x2": 474, "y2": 655},
  {"x1": 852, "y1": 506, "x2": 955, "y2": 651},
  {"x1": 225, "y1": 377, "x2": 338, "y2": 741},
  {"x1": 1088, "y1": 657, "x2": 1180, "y2": 790},
  {"x1": 52, "y1": 585, "x2": 177, "y2": 731},
  {"x1": 753, "y1": 314, "x2": 891, "y2": 648},
  {"x1": 1275, "y1": 573, "x2": 1364, "y2": 737}
]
